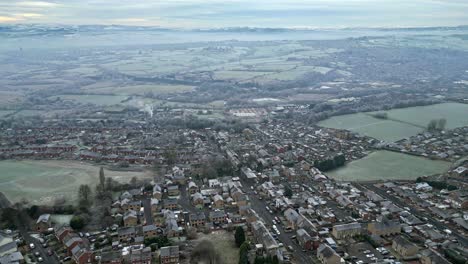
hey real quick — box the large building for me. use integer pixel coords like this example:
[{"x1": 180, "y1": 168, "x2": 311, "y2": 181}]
[
  {"x1": 368, "y1": 219, "x2": 401, "y2": 236},
  {"x1": 332, "y1": 222, "x2": 361, "y2": 239},
  {"x1": 392, "y1": 236, "x2": 419, "y2": 259},
  {"x1": 317, "y1": 244, "x2": 343, "y2": 264},
  {"x1": 160, "y1": 246, "x2": 179, "y2": 264}
]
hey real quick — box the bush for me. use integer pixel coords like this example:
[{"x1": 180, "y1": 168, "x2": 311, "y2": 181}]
[{"x1": 70, "y1": 215, "x2": 85, "y2": 230}]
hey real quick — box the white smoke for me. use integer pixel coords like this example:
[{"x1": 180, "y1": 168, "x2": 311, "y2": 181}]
[{"x1": 134, "y1": 99, "x2": 154, "y2": 117}]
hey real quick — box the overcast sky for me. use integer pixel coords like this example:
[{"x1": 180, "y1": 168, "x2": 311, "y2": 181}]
[{"x1": 1, "y1": 0, "x2": 468, "y2": 28}]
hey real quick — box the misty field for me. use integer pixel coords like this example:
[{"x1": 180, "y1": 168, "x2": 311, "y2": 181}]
[
  {"x1": 0, "y1": 160, "x2": 151, "y2": 205},
  {"x1": 326, "y1": 150, "x2": 450, "y2": 181},
  {"x1": 318, "y1": 103, "x2": 468, "y2": 141}
]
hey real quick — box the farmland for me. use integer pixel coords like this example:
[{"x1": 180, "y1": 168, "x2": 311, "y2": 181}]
[
  {"x1": 0, "y1": 160, "x2": 152, "y2": 205},
  {"x1": 326, "y1": 150, "x2": 451, "y2": 182},
  {"x1": 318, "y1": 103, "x2": 468, "y2": 142}
]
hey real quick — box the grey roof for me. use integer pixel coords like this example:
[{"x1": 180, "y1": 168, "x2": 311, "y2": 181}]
[
  {"x1": 334, "y1": 222, "x2": 361, "y2": 231},
  {"x1": 189, "y1": 212, "x2": 206, "y2": 221},
  {"x1": 0, "y1": 251, "x2": 24, "y2": 264},
  {"x1": 142, "y1": 225, "x2": 158, "y2": 232},
  {"x1": 284, "y1": 208, "x2": 299, "y2": 223},
  {"x1": 118, "y1": 227, "x2": 136, "y2": 236},
  {"x1": 123, "y1": 210, "x2": 137, "y2": 221},
  {"x1": 160, "y1": 246, "x2": 179, "y2": 257},
  {"x1": 36, "y1": 214, "x2": 50, "y2": 224},
  {"x1": 393, "y1": 236, "x2": 417, "y2": 248},
  {"x1": 318, "y1": 244, "x2": 338, "y2": 259},
  {"x1": 209, "y1": 210, "x2": 225, "y2": 219}
]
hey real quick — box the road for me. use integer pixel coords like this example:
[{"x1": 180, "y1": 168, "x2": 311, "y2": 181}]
[
  {"x1": 17, "y1": 210, "x2": 60, "y2": 263},
  {"x1": 240, "y1": 179, "x2": 316, "y2": 264},
  {"x1": 142, "y1": 198, "x2": 154, "y2": 225},
  {"x1": 359, "y1": 183, "x2": 468, "y2": 247}
]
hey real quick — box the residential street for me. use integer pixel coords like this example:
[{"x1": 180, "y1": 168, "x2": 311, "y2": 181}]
[{"x1": 360, "y1": 183, "x2": 468, "y2": 247}]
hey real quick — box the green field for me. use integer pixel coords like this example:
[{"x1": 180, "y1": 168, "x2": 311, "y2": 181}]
[
  {"x1": 326, "y1": 150, "x2": 450, "y2": 181},
  {"x1": 318, "y1": 103, "x2": 468, "y2": 141},
  {"x1": 0, "y1": 160, "x2": 151, "y2": 205}
]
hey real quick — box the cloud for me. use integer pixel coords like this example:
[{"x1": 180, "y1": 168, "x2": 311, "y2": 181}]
[
  {"x1": 15, "y1": 13, "x2": 44, "y2": 17},
  {"x1": 0, "y1": 0, "x2": 467, "y2": 28},
  {"x1": 16, "y1": 1, "x2": 60, "y2": 8},
  {"x1": 0, "y1": 15, "x2": 22, "y2": 22}
]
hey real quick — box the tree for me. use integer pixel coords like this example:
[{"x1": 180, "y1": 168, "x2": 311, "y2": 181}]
[
  {"x1": 235, "y1": 226, "x2": 246, "y2": 247},
  {"x1": 130, "y1": 177, "x2": 138, "y2": 188},
  {"x1": 437, "y1": 118, "x2": 447, "y2": 130},
  {"x1": 78, "y1": 184, "x2": 92, "y2": 206},
  {"x1": 1, "y1": 208, "x2": 19, "y2": 229},
  {"x1": 99, "y1": 167, "x2": 105, "y2": 188},
  {"x1": 70, "y1": 215, "x2": 85, "y2": 230},
  {"x1": 284, "y1": 186, "x2": 293, "y2": 198},
  {"x1": 163, "y1": 148, "x2": 177, "y2": 165},
  {"x1": 105, "y1": 177, "x2": 113, "y2": 191},
  {"x1": 427, "y1": 119, "x2": 438, "y2": 131},
  {"x1": 239, "y1": 241, "x2": 250, "y2": 264},
  {"x1": 144, "y1": 236, "x2": 171, "y2": 248},
  {"x1": 271, "y1": 256, "x2": 279, "y2": 264}
]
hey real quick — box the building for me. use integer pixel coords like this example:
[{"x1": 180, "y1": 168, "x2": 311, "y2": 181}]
[
  {"x1": 118, "y1": 227, "x2": 136, "y2": 243},
  {"x1": 191, "y1": 193, "x2": 204, "y2": 208},
  {"x1": 142, "y1": 225, "x2": 158, "y2": 239},
  {"x1": 368, "y1": 219, "x2": 401, "y2": 236},
  {"x1": 167, "y1": 185, "x2": 180, "y2": 196},
  {"x1": 100, "y1": 251, "x2": 123, "y2": 264},
  {"x1": 284, "y1": 208, "x2": 299, "y2": 229},
  {"x1": 63, "y1": 234, "x2": 84, "y2": 256},
  {"x1": 188, "y1": 181, "x2": 198, "y2": 195},
  {"x1": 36, "y1": 214, "x2": 51, "y2": 232},
  {"x1": 122, "y1": 200, "x2": 142, "y2": 212},
  {"x1": 209, "y1": 210, "x2": 226, "y2": 224},
  {"x1": 151, "y1": 198, "x2": 160, "y2": 213},
  {"x1": 153, "y1": 185, "x2": 163, "y2": 200},
  {"x1": 123, "y1": 210, "x2": 138, "y2": 227},
  {"x1": 317, "y1": 244, "x2": 342, "y2": 264},
  {"x1": 55, "y1": 226, "x2": 72, "y2": 243},
  {"x1": 251, "y1": 221, "x2": 278, "y2": 255},
  {"x1": 392, "y1": 236, "x2": 419, "y2": 259},
  {"x1": 163, "y1": 199, "x2": 179, "y2": 210},
  {"x1": 71, "y1": 244, "x2": 94, "y2": 264},
  {"x1": 189, "y1": 212, "x2": 206, "y2": 228},
  {"x1": 129, "y1": 246, "x2": 152, "y2": 264},
  {"x1": 332, "y1": 222, "x2": 361, "y2": 239},
  {"x1": 213, "y1": 194, "x2": 224, "y2": 209},
  {"x1": 159, "y1": 246, "x2": 179, "y2": 264},
  {"x1": 420, "y1": 249, "x2": 451, "y2": 264},
  {"x1": 297, "y1": 228, "x2": 313, "y2": 250}
]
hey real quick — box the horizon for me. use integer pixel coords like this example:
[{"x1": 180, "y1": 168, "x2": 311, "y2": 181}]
[{"x1": 1, "y1": 0, "x2": 468, "y2": 29}]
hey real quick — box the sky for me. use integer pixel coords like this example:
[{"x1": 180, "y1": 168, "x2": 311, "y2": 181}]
[{"x1": 0, "y1": 0, "x2": 468, "y2": 28}]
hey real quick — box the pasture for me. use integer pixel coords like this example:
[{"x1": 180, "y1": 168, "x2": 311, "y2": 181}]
[
  {"x1": 0, "y1": 160, "x2": 151, "y2": 205},
  {"x1": 318, "y1": 103, "x2": 468, "y2": 142},
  {"x1": 326, "y1": 150, "x2": 450, "y2": 182}
]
